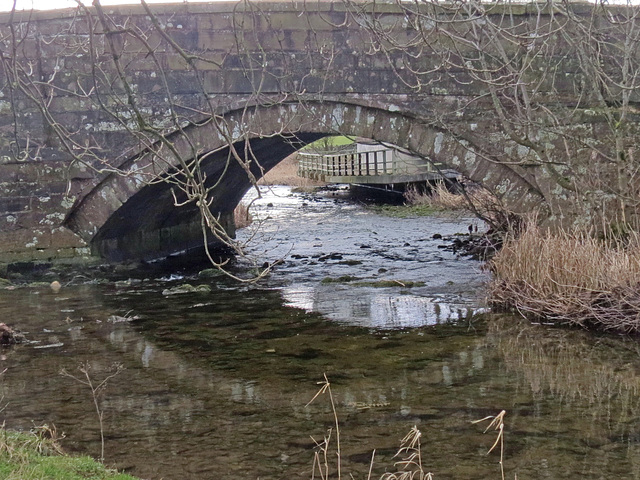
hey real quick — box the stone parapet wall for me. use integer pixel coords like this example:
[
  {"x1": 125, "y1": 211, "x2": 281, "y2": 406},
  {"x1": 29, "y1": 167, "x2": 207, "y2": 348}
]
[{"x1": 0, "y1": 2, "x2": 636, "y2": 263}]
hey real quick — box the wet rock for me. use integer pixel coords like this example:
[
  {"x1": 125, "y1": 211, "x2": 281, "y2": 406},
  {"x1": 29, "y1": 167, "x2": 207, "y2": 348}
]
[
  {"x1": 198, "y1": 268, "x2": 224, "y2": 278},
  {"x1": 318, "y1": 253, "x2": 343, "y2": 261},
  {"x1": 432, "y1": 233, "x2": 443, "y2": 240},
  {"x1": 113, "y1": 262, "x2": 143, "y2": 275},
  {"x1": 162, "y1": 283, "x2": 212, "y2": 296},
  {"x1": 34, "y1": 342, "x2": 64, "y2": 349},
  {"x1": 282, "y1": 347, "x2": 322, "y2": 359},
  {"x1": 338, "y1": 260, "x2": 362, "y2": 266},
  {"x1": 436, "y1": 232, "x2": 502, "y2": 260},
  {"x1": 261, "y1": 259, "x2": 284, "y2": 270},
  {"x1": 355, "y1": 279, "x2": 426, "y2": 288},
  {"x1": 321, "y1": 275, "x2": 359, "y2": 284},
  {"x1": 0, "y1": 323, "x2": 25, "y2": 345}
]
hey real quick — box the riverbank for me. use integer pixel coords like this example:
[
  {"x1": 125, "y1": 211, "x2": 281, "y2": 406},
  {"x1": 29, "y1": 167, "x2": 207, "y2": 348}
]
[
  {"x1": 258, "y1": 153, "x2": 325, "y2": 189},
  {"x1": 490, "y1": 224, "x2": 640, "y2": 333},
  {"x1": 375, "y1": 183, "x2": 640, "y2": 334},
  {"x1": 0, "y1": 427, "x2": 138, "y2": 480},
  {"x1": 1, "y1": 187, "x2": 639, "y2": 479}
]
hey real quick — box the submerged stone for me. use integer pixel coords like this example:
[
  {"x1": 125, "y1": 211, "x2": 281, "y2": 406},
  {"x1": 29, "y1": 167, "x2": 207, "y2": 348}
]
[
  {"x1": 162, "y1": 283, "x2": 212, "y2": 296},
  {"x1": 0, "y1": 323, "x2": 25, "y2": 345},
  {"x1": 198, "y1": 268, "x2": 224, "y2": 278}
]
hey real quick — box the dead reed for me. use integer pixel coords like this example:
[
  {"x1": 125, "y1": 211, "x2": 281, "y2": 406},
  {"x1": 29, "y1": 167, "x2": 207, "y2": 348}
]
[
  {"x1": 490, "y1": 223, "x2": 640, "y2": 332},
  {"x1": 307, "y1": 375, "x2": 510, "y2": 480},
  {"x1": 306, "y1": 374, "x2": 343, "y2": 480},
  {"x1": 404, "y1": 183, "x2": 467, "y2": 211},
  {"x1": 381, "y1": 426, "x2": 433, "y2": 480},
  {"x1": 404, "y1": 183, "x2": 522, "y2": 235},
  {"x1": 0, "y1": 423, "x2": 65, "y2": 462},
  {"x1": 473, "y1": 411, "x2": 506, "y2": 480}
]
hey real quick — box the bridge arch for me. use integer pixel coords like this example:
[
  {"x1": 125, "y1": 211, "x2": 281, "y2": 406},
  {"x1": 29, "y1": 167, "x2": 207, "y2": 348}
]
[{"x1": 65, "y1": 101, "x2": 545, "y2": 261}]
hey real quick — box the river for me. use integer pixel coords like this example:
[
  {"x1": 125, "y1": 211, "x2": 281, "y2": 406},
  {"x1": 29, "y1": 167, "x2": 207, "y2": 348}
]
[{"x1": 1, "y1": 186, "x2": 639, "y2": 480}]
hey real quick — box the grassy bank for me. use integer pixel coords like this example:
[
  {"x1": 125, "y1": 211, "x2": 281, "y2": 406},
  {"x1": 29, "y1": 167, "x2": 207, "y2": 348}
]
[
  {"x1": 259, "y1": 136, "x2": 353, "y2": 188},
  {"x1": 370, "y1": 183, "x2": 470, "y2": 218},
  {"x1": 489, "y1": 224, "x2": 640, "y2": 333},
  {"x1": 0, "y1": 427, "x2": 138, "y2": 480},
  {"x1": 404, "y1": 182, "x2": 469, "y2": 211},
  {"x1": 399, "y1": 182, "x2": 640, "y2": 334},
  {"x1": 259, "y1": 154, "x2": 325, "y2": 188}
]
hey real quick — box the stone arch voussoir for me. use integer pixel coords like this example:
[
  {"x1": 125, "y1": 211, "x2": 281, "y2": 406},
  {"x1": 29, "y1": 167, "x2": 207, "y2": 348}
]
[{"x1": 65, "y1": 101, "x2": 545, "y2": 259}]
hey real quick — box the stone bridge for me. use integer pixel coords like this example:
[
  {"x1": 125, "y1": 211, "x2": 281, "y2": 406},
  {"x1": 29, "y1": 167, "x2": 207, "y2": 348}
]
[{"x1": 0, "y1": 1, "x2": 636, "y2": 264}]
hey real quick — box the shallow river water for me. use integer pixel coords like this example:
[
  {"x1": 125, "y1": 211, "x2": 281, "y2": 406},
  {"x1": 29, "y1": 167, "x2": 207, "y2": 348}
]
[{"x1": 1, "y1": 187, "x2": 640, "y2": 480}]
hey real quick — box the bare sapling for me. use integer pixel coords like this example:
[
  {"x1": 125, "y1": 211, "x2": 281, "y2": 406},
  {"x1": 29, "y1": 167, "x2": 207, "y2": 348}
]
[{"x1": 60, "y1": 362, "x2": 125, "y2": 462}]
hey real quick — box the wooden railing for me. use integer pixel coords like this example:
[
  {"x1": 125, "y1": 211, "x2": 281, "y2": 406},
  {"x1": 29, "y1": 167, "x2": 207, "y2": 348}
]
[{"x1": 298, "y1": 148, "x2": 432, "y2": 181}]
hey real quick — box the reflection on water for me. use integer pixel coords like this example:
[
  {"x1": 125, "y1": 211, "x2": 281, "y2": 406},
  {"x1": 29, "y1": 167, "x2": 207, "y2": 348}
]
[
  {"x1": 488, "y1": 316, "x2": 640, "y2": 423},
  {"x1": 0, "y1": 189, "x2": 639, "y2": 479},
  {"x1": 283, "y1": 284, "x2": 478, "y2": 328},
  {"x1": 240, "y1": 186, "x2": 487, "y2": 328},
  {"x1": 2, "y1": 284, "x2": 640, "y2": 479}
]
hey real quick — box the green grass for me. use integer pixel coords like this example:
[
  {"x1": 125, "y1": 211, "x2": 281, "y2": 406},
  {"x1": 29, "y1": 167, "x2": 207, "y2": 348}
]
[
  {"x1": 0, "y1": 428, "x2": 139, "y2": 480},
  {"x1": 300, "y1": 135, "x2": 354, "y2": 152},
  {"x1": 369, "y1": 204, "x2": 441, "y2": 218}
]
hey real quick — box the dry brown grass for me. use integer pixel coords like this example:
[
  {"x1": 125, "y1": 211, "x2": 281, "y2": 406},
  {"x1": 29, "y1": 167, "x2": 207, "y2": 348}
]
[
  {"x1": 404, "y1": 183, "x2": 522, "y2": 234},
  {"x1": 490, "y1": 224, "x2": 640, "y2": 332},
  {"x1": 404, "y1": 183, "x2": 468, "y2": 210},
  {"x1": 381, "y1": 427, "x2": 433, "y2": 480},
  {"x1": 307, "y1": 375, "x2": 509, "y2": 480},
  {"x1": 259, "y1": 154, "x2": 325, "y2": 188}
]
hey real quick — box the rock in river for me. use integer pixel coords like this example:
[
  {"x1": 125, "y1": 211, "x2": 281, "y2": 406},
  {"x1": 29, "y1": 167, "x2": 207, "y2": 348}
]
[{"x1": 0, "y1": 323, "x2": 25, "y2": 345}]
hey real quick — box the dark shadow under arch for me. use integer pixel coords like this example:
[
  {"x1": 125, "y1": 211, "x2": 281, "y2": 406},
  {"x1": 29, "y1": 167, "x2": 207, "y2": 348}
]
[{"x1": 65, "y1": 101, "x2": 545, "y2": 261}]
